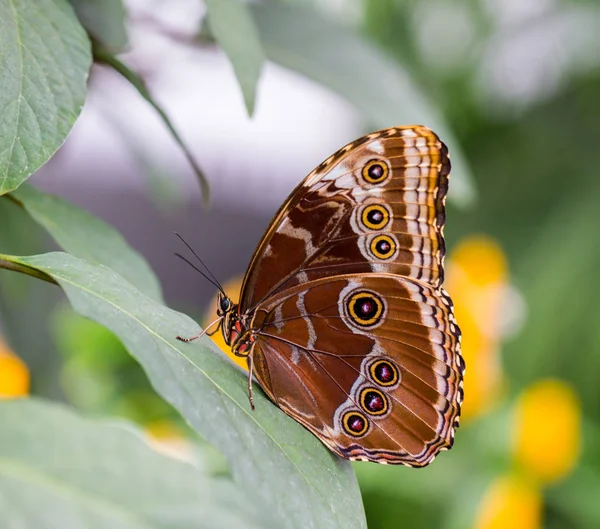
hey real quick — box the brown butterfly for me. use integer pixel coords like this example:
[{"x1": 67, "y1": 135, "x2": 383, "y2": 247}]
[{"x1": 178, "y1": 125, "x2": 464, "y2": 466}]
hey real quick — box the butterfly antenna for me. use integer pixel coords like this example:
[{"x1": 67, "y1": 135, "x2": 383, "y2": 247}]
[
  {"x1": 174, "y1": 253, "x2": 225, "y2": 294},
  {"x1": 174, "y1": 232, "x2": 226, "y2": 294}
]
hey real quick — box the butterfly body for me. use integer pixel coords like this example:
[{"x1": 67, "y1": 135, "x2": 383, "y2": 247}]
[{"x1": 199, "y1": 126, "x2": 464, "y2": 466}]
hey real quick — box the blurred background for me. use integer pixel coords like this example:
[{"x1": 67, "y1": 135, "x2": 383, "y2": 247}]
[{"x1": 1, "y1": 0, "x2": 599, "y2": 528}]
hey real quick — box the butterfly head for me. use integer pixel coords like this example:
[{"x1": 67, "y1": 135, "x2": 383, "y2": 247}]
[
  {"x1": 217, "y1": 292, "x2": 242, "y2": 347},
  {"x1": 217, "y1": 292, "x2": 233, "y2": 315}
]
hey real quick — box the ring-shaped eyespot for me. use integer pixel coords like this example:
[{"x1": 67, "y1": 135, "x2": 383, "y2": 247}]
[
  {"x1": 369, "y1": 359, "x2": 400, "y2": 387},
  {"x1": 347, "y1": 291, "x2": 385, "y2": 327},
  {"x1": 362, "y1": 159, "x2": 390, "y2": 184},
  {"x1": 370, "y1": 235, "x2": 397, "y2": 260},
  {"x1": 361, "y1": 204, "x2": 391, "y2": 231},
  {"x1": 342, "y1": 411, "x2": 369, "y2": 437},
  {"x1": 359, "y1": 387, "x2": 389, "y2": 416}
]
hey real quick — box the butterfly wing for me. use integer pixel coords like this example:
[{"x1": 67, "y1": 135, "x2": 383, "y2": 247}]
[
  {"x1": 248, "y1": 274, "x2": 463, "y2": 466},
  {"x1": 239, "y1": 125, "x2": 450, "y2": 313},
  {"x1": 234, "y1": 125, "x2": 462, "y2": 464}
]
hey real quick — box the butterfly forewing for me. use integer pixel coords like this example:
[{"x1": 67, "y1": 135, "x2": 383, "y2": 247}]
[{"x1": 239, "y1": 126, "x2": 450, "y2": 313}]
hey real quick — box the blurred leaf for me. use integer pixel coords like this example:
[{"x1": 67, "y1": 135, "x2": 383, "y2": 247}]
[
  {"x1": 504, "y1": 188, "x2": 600, "y2": 411},
  {"x1": 0, "y1": 0, "x2": 91, "y2": 195},
  {"x1": 205, "y1": 0, "x2": 265, "y2": 116},
  {"x1": 8, "y1": 184, "x2": 163, "y2": 302},
  {"x1": 52, "y1": 304, "x2": 128, "y2": 368},
  {"x1": 363, "y1": 0, "x2": 420, "y2": 71},
  {"x1": 93, "y1": 46, "x2": 211, "y2": 204},
  {"x1": 0, "y1": 398, "x2": 267, "y2": 529},
  {"x1": 0, "y1": 251, "x2": 367, "y2": 529},
  {"x1": 51, "y1": 305, "x2": 179, "y2": 423},
  {"x1": 69, "y1": 0, "x2": 127, "y2": 52},
  {"x1": 547, "y1": 467, "x2": 600, "y2": 528},
  {"x1": 252, "y1": 1, "x2": 475, "y2": 206}
]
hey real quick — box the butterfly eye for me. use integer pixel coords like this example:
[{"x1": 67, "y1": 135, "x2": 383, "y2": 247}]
[
  {"x1": 369, "y1": 235, "x2": 397, "y2": 260},
  {"x1": 220, "y1": 297, "x2": 232, "y2": 312},
  {"x1": 362, "y1": 159, "x2": 390, "y2": 184},
  {"x1": 342, "y1": 411, "x2": 369, "y2": 437},
  {"x1": 359, "y1": 388, "x2": 389, "y2": 416},
  {"x1": 361, "y1": 204, "x2": 390, "y2": 230}
]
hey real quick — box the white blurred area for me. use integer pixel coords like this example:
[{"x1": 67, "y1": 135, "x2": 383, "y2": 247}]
[
  {"x1": 36, "y1": 0, "x2": 600, "y2": 208},
  {"x1": 37, "y1": 0, "x2": 361, "y2": 213},
  {"x1": 478, "y1": 0, "x2": 600, "y2": 114},
  {"x1": 412, "y1": 0, "x2": 600, "y2": 115}
]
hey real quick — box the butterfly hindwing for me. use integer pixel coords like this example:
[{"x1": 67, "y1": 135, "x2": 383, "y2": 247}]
[{"x1": 249, "y1": 274, "x2": 463, "y2": 466}]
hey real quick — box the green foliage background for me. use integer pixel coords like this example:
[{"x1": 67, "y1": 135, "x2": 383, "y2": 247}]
[{"x1": 1, "y1": 1, "x2": 599, "y2": 528}]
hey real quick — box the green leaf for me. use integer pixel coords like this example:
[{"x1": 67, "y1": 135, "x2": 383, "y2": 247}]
[
  {"x1": 0, "y1": 0, "x2": 91, "y2": 195},
  {"x1": 93, "y1": 46, "x2": 211, "y2": 204},
  {"x1": 0, "y1": 398, "x2": 269, "y2": 529},
  {"x1": 505, "y1": 188, "x2": 600, "y2": 404},
  {"x1": 0, "y1": 252, "x2": 367, "y2": 529},
  {"x1": 205, "y1": 0, "x2": 265, "y2": 116},
  {"x1": 69, "y1": 0, "x2": 128, "y2": 52},
  {"x1": 251, "y1": 2, "x2": 475, "y2": 207},
  {"x1": 8, "y1": 184, "x2": 163, "y2": 302}
]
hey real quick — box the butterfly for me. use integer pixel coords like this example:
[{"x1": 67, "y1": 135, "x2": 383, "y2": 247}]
[{"x1": 178, "y1": 125, "x2": 464, "y2": 466}]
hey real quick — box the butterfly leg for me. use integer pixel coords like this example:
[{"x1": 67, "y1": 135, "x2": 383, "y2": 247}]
[
  {"x1": 230, "y1": 330, "x2": 256, "y2": 410},
  {"x1": 247, "y1": 352, "x2": 256, "y2": 411},
  {"x1": 176, "y1": 333, "x2": 202, "y2": 343},
  {"x1": 206, "y1": 323, "x2": 222, "y2": 337},
  {"x1": 176, "y1": 316, "x2": 222, "y2": 342}
]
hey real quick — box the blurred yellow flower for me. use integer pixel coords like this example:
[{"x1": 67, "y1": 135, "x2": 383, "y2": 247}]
[
  {"x1": 513, "y1": 379, "x2": 581, "y2": 483},
  {"x1": 145, "y1": 419, "x2": 194, "y2": 462},
  {"x1": 445, "y1": 236, "x2": 509, "y2": 419},
  {"x1": 203, "y1": 275, "x2": 247, "y2": 370},
  {"x1": 474, "y1": 475, "x2": 542, "y2": 529},
  {"x1": 0, "y1": 337, "x2": 30, "y2": 398}
]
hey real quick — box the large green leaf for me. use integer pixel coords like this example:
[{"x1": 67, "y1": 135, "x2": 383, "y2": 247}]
[
  {"x1": 0, "y1": 398, "x2": 268, "y2": 529},
  {"x1": 252, "y1": 2, "x2": 475, "y2": 206},
  {"x1": 205, "y1": 0, "x2": 265, "y2": 116},
  {"x1": 7, "y1": 184, "x2": 163, "y2": 302},
  {"x1": 69, "y1": 0, "x2": 128, "y2": 52},
  {"x1": 0, "y1": 252, "x2": 367, "y2": 529},
  {"x1": 0, "y1": 0, "x2": 91, "y2": 195}
]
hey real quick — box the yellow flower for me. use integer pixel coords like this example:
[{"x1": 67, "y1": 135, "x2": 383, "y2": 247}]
[
  {"x1": 474, "y1": 475, "x2": 542, "y2": 529},
  {"x1": 445, "y1": 236, "x2": 509, "y2": 419},
  {"x1": 203, "y1": 275, "x2": 247, "y2": 370},
  {"x1": 513, "y1": 379, "x2": 581, "y2": 483},
  {"x1": 0, "y1": 337, "x2": 30, "y2": 398}
]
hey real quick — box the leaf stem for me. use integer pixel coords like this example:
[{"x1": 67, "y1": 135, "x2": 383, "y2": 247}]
[
  {"x1": 0, "y1": 255, "x2": 57, "y2": 285},
  {"x1": 92, "y1": 42, "x2": 211, "y2": 205}
]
